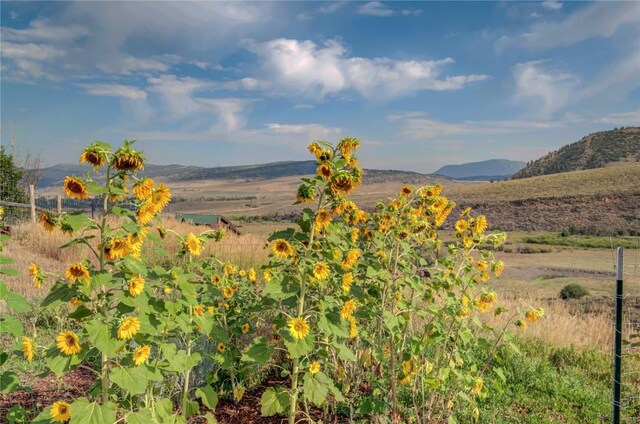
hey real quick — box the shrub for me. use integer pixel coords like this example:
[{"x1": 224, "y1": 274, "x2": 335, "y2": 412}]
[{"x1": 559, "y1": 284, "x2": 590, "y2": 300}]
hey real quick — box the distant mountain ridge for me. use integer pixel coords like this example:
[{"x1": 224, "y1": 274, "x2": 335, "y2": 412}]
[
  {"x1": 512, "y1": 127, "x2": 640, "y2": 179},
  {"x1": 434, "y1": 159, "x2": 526, "y2": 181},
  {"x1": 36, "y1": 160, "x2": 439, "y2": 188}
]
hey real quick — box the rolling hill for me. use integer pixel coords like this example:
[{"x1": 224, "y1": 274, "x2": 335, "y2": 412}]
[
  {"x1": 512, "y1": 127, "x2": 640, "y2": 179},
  {"x1": 434, "y1": 159, "x2": 525, "y2": 181}
]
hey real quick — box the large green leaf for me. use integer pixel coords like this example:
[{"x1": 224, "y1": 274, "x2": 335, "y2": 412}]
[
  {"x1": 85, "y1": 319, "x2": 124, "y2": 357},
  {"x1": 126, "y1": 409, "x2": 155, "y2": 424},
  {"x1": 160, "y1": 344, "x2": 201, "y2": 373},
  {"x1": 283, "y1": 332, "x2": 314, "y2": 359},
  {"x1": 260, "y1": 387, "x2": 289, "y2": 417},
  {"x1": 69, "y1": 398, "x2": 116, "y2": 424},
  {"x1": 3, "y1": 290, "x2": 31, "y2": 313},
  {"x1": 196, "y1": 386, "x2": 218, "y2": 409},
  {"x1": 317, "y1": 312, "x2": 348, "y2": 338},
  {"x1": 0, "y1": 315, "x2": 23, "y2": 337},
  {"x1": 63, "y1": 213, "x2": 94, "y2": 232},
  {"x1": 41, "y1": 281, "x2": 74, "y2": 308},
  {"x1": 110, "y1": 366, "x2": 150, "y2": 395},
  {"x1": 303, "y1": 373, "x2": 328, "y2": 406},
  {"x1": 0, "y1": 371, "x2": 20, "y2": 393},
  {"x1": 123, "y1": 257, "x2": 147, "y2": 277},
  {"x1": 45, "y1": 346, "x2": 83, "y2": 377},
  {"x1": 241, "y1": 337, "x2": 274, "y2": 365}
]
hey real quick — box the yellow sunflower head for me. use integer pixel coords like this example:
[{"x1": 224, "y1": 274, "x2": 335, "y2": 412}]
[
  {"x1": 241, "y1": 323, "x2": 250, "y2": 334},
  {"x1": 38, "y1": 211, "x2": 56, "y2": 233},
  {"x1": 128, "y1": 276, "x2": 145, "y2": 297},
  {"x1": 56, "y1": 330, "x2": 81, "y2": 356},
  {"x1": 400, "y1": 185, "x2": 413, "y2": 196},
  {"x1": 271, "y1": 239, "x2": 295, "y2": 259},
  {"x1": 288, "y1": 316, "x2": 310, "y2": 340},
  {"x1": 133, "y1": 345, "x2": 151, "y2": 366},
  {"x1": 63, "y1": 176, "x2": 89, "y2": 200},
  {"x1": 112, "y1": 142, "x2": 145, "y2": 171},
  {"x1": 133, "y1": 177, "x2": 155, "y2": 201},
  {"x1": 184, "y1": 232, "x2": 203, "y2": 257},
  {"x1": 22, "y1": 336, "x2": 35, "y2": 363},
  {"x1": 65, "y1": 263, "x2": 90, "y2": 284},
  {"x1": 314, "y1": 209, "x2": 332, "y2": 229},
  {"x1": 317, "y1": 164, "x2": 333, "y2": 180},
  {"x1": 137, "y1": 202, "x2": 157, "y2": 225},
  {"x1": 309, "y1": 360, "x2": 321, "y2": 375},
  {"x1": 50, "y1": 401, "x2": 71, "y2": 423},
  {"x1": 117, "y1": 316, "x2": 141, "y2": 340},
  {"x1": 104, "y1": 237, "x2": 131, "y2": 260},
  {"x1": 151, "y1": 183, "x2": 171, "y2": 211},
  {"x1": 340, "y1": 299, "x2": 357, "y2": 320},
  {"x1": 312, "y1": 262, "x2": 330, "y2": 281},
  {"x1": 79, "y1": 144, "x2": 107, "y2": 170},
  {"x1": 296, "y1": 184, "x2": 315, "y2": 203},
  {"x1": 217, "y1": 342, "x2": 225, "y2": 353}
]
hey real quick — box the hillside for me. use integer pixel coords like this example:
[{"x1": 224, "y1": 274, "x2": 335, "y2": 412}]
[
  {"x1": 435, "y1": 159, "x2": 525, "y2": 181},
  {"x1": 36, "y1": 160, "x2": 437, "y2": 188},
  {"x1": 512, "y1": 127, "x2": 640, "y2": 179}
]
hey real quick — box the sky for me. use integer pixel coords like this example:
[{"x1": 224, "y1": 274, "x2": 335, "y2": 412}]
[{"x1": 1, "y1": 1, "x2": 639, "y2": 173}]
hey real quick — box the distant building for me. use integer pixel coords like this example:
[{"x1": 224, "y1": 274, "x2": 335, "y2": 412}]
[{"x1": 175, "y1": 213, "x2": 241, "y2": 236}]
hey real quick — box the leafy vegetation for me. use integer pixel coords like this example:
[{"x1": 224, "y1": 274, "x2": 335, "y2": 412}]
[
  {"x1": 522, "y1": 233, "x2": 639, "y2": 249},
  {"x1": 512, "y1": 127, "x2": 640, "y2": 179},
  {"x1": 559, "y1": 284, "x2": 590, "y2": 300}
]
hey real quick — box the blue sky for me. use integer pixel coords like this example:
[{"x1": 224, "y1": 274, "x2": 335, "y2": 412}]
[{"x1": 1, "y1": 1, "x2": 638, "y2": 173}]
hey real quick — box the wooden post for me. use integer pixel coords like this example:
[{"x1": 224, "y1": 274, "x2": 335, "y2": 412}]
[
  {"x1": 57, "y1": 195, "x2": 62, "y2": 215},
  {"x1": 29, "y1": 184, "x2": 36, "y2": 222}
]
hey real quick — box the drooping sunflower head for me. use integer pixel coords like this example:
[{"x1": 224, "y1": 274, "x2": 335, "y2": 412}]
[
  {"x1": 271, "y1": 238, "x2": 295, "y2": 259},
  {"x1": 112, "y1": 142, "x2": 145, "y2": 172},
  {"x1": 312, "y1": 262, "x2": 330, "y2": 281},
  {"x1": 104, "y1": 237, "x2": 131, "y2": 261},
  {"x1": 193, "y1": 304, "x2": 205, "y2": 317},
  {"x1": 515, "y1": 320, "x2": 527, "y2": 330},
  {"x1": 337, "y1": 137, "x2": 360, "y2": 160},
  {"x1": 50, "y1": 401, "x2": 71, "y2": 423},
  {"x1": 330, "y1": 173, "x2": 356, "y2": 197},
  {"x1": 39, "y1": 211, "x2": 56, "y2": 233},
  {"x1": 22, "y1": 336, "x2": 35, "y2": 363},
  {"x1": 63, "y1": 176, "x2": 89, "y2": 200},
  {"x1": 314, "y1": 209, "x2": 332, "y2": 229},
  {"x1": 339, "y1": 299, "x2": 357, "y2": 320},
  {"x1": 133, "y1": 177, "x2": 154, "y2": 201},
  {"x1": 316, "y1": 164, "x2": 333, "y2": 180},
  {"x1": 80, "y1": 144, "x2": 107, "y2": 170},
  {"x1": 342, "y1": 272, "x2": 354, "y2": 293},
  {"x1": 288, "y1": 316, "x2": 310, "y2": 340},
  {"x1": 65, "y1": 263, "x2": 90, "y2": 284},
  {"x1": 129, "y1": 276, "x2": 145, "y2": 297},
  {"x1": 56, "y1": 330, "x2": 81, "y2": 356},
  {"x1": 150, "y1": 183, "x2": 171, "y2": 211},
  {"x1": 184, "y1": 232, "x2": 203, "y2": 257},
  {"x1": 525, "y1": 308, "x2": 544, "y2": 323},
  {"x1": 133, "y1": 345, "x2": 151, "y2": 366},
  {"x1": 247, "y1": 268, "x2": 256, "y2": 282},
  {"x1": 341, "y1": 249, "x2": 361, "y2": 271},
  {"x1": 117, "y1": 316, "x2": 141, "y2": 340},
  {"x1": 28, "y1": 263, "x2": 45, "y2": 288},
  {"x1": 316, "y1": 149, "x2": 333, "y2": 164}
]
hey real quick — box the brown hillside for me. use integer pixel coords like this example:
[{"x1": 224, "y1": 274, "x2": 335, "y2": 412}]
[{"x1": 512, "y1": 127, "x2": 640, "y2": 179}]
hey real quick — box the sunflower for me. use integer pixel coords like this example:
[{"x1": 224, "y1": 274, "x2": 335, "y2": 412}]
[
  {"x1": 247, "y1": 268, "x2": 256, "y2": 282},
  {"x1": 348, "y1": 316, "x2": 358, "y2": 339},
  {"x1": 128, "y1": 276, "x2": 145, "y2": 297},
  {"x1": 400, "y1": 185, "x2": 413, "y2": 196},
  {"x1": 338, "y1": 137, "x2": 360, "y2": 160},
  {"x1": 296, "y1": 184, "x2": 315, "y2": 203},
  {"x1": 340, "y1": 299, "x2": 357, "y2": 320},
  {"x1": 525, "y1": 308, "x2": 543, "y2": 323},
  {"x1": 271, "y1": 239, "x2": 295, "y2": 259},
  {"x1": 492, "y1": 261, "x2": 505, "y2": 277},
  {"x1": 79, "y1": 145, "x2": 105, "y2": 169},
  {"x1": 475, "y1": 260, "x2": 488, "y2": 272},
  {"x1": 330, "y1": 174, "x2": 355, "y2": 196},
  {"x1": 50, "y1": 401, "x2": 71, "y2": 422},
  {"x1": 56, "y1": 331, "x2": 81, "y2": 355},
  {"x1": 117, "y1": 317, "x2": 141, "y2": 340},
  {"x1": 312, "y1": 262, "x2": 330, "y2": 281},
  {"x1": 113, "y1": 146, "x2": 144, "y2": 171},
  {"x1": 105, "y1": 237, "x2": 130, "y2": 260},
  {"x1": 341, "y1": 249, "x2": 360, "y2": 270},
  {"x1": 515, "y1": 320, "x2": 527, "y2": 330},
  {"x1": 63, "y1": 176, "x2": 89, "y2": 200},
  {"x1": 222, "y1": 287, "x2": 234, "y2": 298},
  {"x1": 222, "y1": 263, "x2": 236, "y2": 276},
  {"x1": 342, "y1": 272, "x2": 353, "y2": 293},
  {"x1": 309, "y1": 360, "x2": 321, "y2": 375},
  {"x1": 217, "y1": 342, "x2": 225, "y2": 353},
  {"x1": 455, "y1": 220, "x2": 469, "y2": 234},
  {"x1": 28, "y1": 263, "x2": 45, "y2": 288},
  {"x1": 241, "y1": 323, "x2": 250, "y2": 334},
  {"x1": 473, "y1": 215, "x2": 488, "y2": 234},
  {"x1": 208, "y1": 305, "x2": 216, "y2": 314},
  {"x1": 131, "y1": 345, "x2": 151, "y2": 366},
  {"x1": 193, "y1": 305, "x2": 205, "y2": 317},
  {"x1": 211, "y1": 274, "x2": 221, "y2": 286},
  {"x1": 471, "y1": 378, "x2": 484, "y2": 395},
  {"x1": 308, "y1": 142, "x2": 321, "y2": 155},
  {"x1": 151, "y1": 183, "x2": 171, "y2": 211},
  {"x1": 39, "y1": 211, "x2": 56, "y2": 233},
  {"x1": 314, "y1": 209, "x2": 332, "y2": 231},
  {"x1": 263, "y1": 270, "x2": 272, "y2": 282},
  {"x1": 316, "y1": 149, "x2": 333, "y2": 163},
  {"x1": 182, "y1": 232, "x2": 202, "y2": 257},
  {"x1": 22, "y1": 336, "x2": 35, "y2": 362},
  {"x1": 137, "y1": 202, "x2": 157, "y2": 225},
  {"x1": 65, "y1": 263, "x2": 90, "y2": 284},
  {"x1": 288, "y1": 316, "x2": 310, "y2": 340},
  {"x1": 317, "y1": 164, "x2": 332, "y2": 180}
]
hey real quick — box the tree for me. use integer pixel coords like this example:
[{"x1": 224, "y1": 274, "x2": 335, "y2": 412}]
[{"x1": 0, "y1": 146, "x2": 28, "y2": 203}]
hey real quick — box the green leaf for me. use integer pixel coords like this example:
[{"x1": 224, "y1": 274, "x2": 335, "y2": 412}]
[
  {"x1": 123, "y1": 257, "x2": 147, "y2": 277},
  {"x1": 69, "y1": 398, "x2": 116, "y2": 424},
  {"x1": 260, "y1": 387, "x2": 289, "y2": 416},
  {"x1": 110, "y1": 366, "x2": 150, "y2": 395},
  {"x1": 63, "y1": 213, "x2": 93, "y2": 232},
  {"x1": 1, "y1": 371, "x2": 20, "y2": 393},
  {"x1": 284, "y1": 332, "x2": 314, "y2": 359},
  {"x1": 303, "y1": 373, "x2": 328, "y2": 406},
  {"x1": 126, "y1": 409, "x2": 155, "y2": 424},
  {"x1": 0, "y1": 267, "x2": 19, "y2": 276},
  {"x1": 45, "y1": 346, "x2": 83, "y2": 377},
  {"x1": 0, "y1": 315, "x2": 23, "y2": 337},
  {"x1": 41, "y1": 281, "x2": 74, "y2": 308},
  {"x1": 241, "y1": 337, "x2": 274, "y2": 365},
  {"x1": 383, "y1": 311, "x2": 399, "y2": 331},
  {"x1": 317, "y1": 312, "x2": 348, "y2": 338},
  {"x1": 494, "y1": 367, "x2": 506, "y2": 383},
  {"x1": 334, "y1": 343, "x2": 357, "y2": 362},
  {"x1": 161, "y1": 344, "x2": 201, "y2": 373},
  {"x1": 0, "y1": 256, "x2": 14, "y2": 265},
  {"x1": 196, "y1": 386, "x2": 219, "y2": 409},
  {"x1": 0, "y1": 351, "x2": 8, "y2": 367},
  {"x1": 85, "y1": 319, "x2": 124, "y2": 357},
  {"x1": 31, "y1": 406, "x2": 53, "y2": 424},
  {"x1": 4, "y1": 291, "x2": 31, "y2": 313}
]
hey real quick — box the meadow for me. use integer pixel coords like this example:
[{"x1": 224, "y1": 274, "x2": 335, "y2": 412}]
[{"x1": 1, "y1": 139, "x2": 639, "y2": 424}]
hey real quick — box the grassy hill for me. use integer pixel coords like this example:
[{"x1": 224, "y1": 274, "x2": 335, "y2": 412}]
[
  {"x1": 435, "y1": 159, "x2": 525, "y2": 180},
  {"x1": 512, "y1": 127, "x2": 640, "y2": 179}
]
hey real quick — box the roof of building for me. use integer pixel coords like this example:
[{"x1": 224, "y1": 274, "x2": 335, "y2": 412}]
[{"x1": 175, "y1": 213, "x2": 221, "y2": 225}]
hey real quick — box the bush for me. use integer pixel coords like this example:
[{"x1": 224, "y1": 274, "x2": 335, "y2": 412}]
[{"x1": 559, "y1": 284, "x2": 590, "y2": 300}]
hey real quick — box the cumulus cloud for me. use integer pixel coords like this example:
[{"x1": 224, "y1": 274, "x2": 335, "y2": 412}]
[
  {"x1": 248, "y1": 38, "x2": 488, "y2": 100},
  {"x1": 266, "y1": 123, "x2": 342, "y2": 139},
  {"x1": 541, "y1": 1, "x2": 563, "y2": 10},
  {"x1": 78, "y1": 83, "x2": 148, "y2": 100},
  {"x1": 358, "y1": 2, "x2": 422, "y2": 17},
  {"x1": 595, "y1": 110, "x2": 640, "y2": 126},
  {"x1": 497, "y1": 2, "x2": 639, "y2": 51},
  {"x1": 512, "y1": 61, "x2": 579, "y2": 115}
]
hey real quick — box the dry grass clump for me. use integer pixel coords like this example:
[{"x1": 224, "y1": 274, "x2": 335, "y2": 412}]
[{"x1": 2, "y1": 215, "x2": 268, "y2": 298}]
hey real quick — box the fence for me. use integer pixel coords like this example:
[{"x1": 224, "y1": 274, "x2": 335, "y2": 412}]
[{"x1": 614, "y1": 245, "x2": 640, "y2": 423}]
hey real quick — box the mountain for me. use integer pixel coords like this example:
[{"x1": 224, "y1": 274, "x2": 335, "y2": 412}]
[
  {"x1": 512, "y1": 127, "x2": 640, "y2": 179},
  {"x1": 434, "y1": 159, "x2": 526, "y2": 181},
  {"x1": 36, "y1": 160, "x2": 438, "y2": 188}
]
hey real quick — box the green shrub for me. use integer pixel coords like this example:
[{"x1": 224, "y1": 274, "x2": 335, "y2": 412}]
[{"x1": 559, "y1": 284, "x2": 590, "y2": 300}]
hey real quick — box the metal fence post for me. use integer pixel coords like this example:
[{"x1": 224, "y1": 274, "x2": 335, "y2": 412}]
[{"x1": 613, "y1": 247, "x2": 623, "y2": 424}]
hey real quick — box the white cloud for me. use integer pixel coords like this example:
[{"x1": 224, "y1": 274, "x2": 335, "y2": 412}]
[
  {"x1": 196, "y1": 98, "x2": 255, "y2": 132},
  {"x1": 595, "y1": 110, "x2": 640, "y2": 126},
  {"x1": 497, "y1": 2, "x2": 639, "y2": 50},
  {"x1": 1, "y1": 19, "x2": 88, "y2": 43},
  {"x1": 1, "y1": 41, "x2": 64, "y2": 61},
  {"x1": 248, "y1": 38, "x2": 488, "y2": 100},
  {"x1": 577, "y1": 51, "x2": 640, "y2": 102},
  {"x1": 358, "y1": 1, "x2": 422, "y2": 17},
  {"x1": 317, "y1": 2, "x2": 348, "y2": 14},
  {"x1": 512, "y1": 61, "x2": 579, "y2": 115},
  {"x1": 541, "y1": 1, "x2": 563, "y2": 10},
  {"x1": 266, "y1": 123, "x2": 342, "y2": 139},
  {"x1": 78, "y1": 83, "x2": 148, "y2": 100}
]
